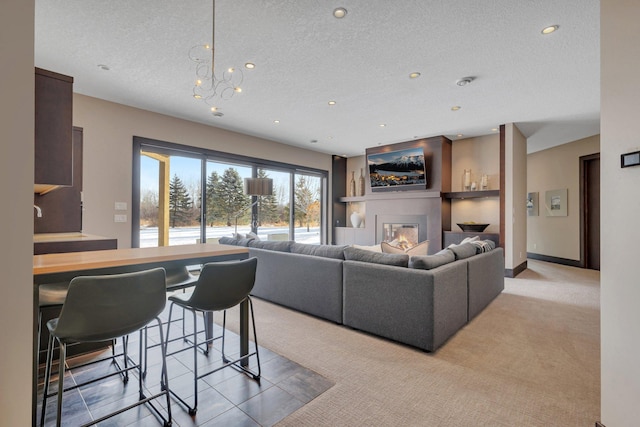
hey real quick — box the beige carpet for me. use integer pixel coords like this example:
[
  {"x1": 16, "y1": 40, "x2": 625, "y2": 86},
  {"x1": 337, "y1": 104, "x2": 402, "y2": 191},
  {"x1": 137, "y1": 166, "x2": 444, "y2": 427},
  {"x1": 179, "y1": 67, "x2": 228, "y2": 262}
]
[{"x1": 222, "y1": 259, "x2": 600, "y2": 426}]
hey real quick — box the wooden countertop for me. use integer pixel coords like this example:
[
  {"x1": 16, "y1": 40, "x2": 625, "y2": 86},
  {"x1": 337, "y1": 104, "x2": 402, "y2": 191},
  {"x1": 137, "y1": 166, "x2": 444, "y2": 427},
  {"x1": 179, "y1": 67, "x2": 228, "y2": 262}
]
[
  {"x1": 33, "y1": 243, "x2": 249, "y2": 276},
  {"x1": 33, "y1": 232, "x2": 114, "y2": 243}
]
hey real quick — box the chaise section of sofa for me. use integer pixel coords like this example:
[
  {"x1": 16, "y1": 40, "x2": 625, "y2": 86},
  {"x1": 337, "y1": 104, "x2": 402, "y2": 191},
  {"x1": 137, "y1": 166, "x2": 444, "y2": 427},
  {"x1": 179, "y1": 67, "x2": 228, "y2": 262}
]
[
  {"x1": 342, "y1": 259, "x2": 468, "y2": 352},
  {"x1": 248, "y1": 246, "x2": 345, "y2": 323},
  {"x1": 466, "y1": 247, "x2": 505, "y2": 320}
]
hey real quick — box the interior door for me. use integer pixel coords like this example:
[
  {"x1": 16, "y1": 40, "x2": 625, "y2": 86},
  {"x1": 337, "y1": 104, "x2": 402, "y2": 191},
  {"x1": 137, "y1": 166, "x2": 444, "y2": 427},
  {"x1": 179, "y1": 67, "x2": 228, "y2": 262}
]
[{"x1": 581, "y1": 154, "x2": 600, "y2": 270}]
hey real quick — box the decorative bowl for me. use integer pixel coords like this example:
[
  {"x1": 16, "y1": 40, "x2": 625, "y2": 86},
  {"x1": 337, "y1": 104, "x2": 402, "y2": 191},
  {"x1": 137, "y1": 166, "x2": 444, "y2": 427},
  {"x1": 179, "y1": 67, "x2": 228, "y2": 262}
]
[{"x1": 457, "y1": 223, "x2": 489, "y2": 232}]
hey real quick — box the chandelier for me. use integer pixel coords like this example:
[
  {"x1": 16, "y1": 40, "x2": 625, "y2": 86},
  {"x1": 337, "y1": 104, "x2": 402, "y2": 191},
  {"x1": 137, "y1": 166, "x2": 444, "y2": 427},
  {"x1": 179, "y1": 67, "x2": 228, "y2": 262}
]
[{"x1": 189, "y1": 0, "x2": 244, "y2": 116}]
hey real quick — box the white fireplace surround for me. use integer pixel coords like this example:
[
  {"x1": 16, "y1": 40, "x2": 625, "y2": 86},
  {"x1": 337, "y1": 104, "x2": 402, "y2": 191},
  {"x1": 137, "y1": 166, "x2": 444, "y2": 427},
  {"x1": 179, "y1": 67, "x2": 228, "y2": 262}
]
[{"x1": 376, "y1": 214, "x2": 428, "y2": 245}]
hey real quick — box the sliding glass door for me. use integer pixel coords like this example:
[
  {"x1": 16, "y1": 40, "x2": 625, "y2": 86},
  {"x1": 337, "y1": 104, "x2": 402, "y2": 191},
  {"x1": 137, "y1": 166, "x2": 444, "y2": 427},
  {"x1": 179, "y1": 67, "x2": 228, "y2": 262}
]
[{"x1": 133, "y1": 137, "x2": 327, "y2": 247}]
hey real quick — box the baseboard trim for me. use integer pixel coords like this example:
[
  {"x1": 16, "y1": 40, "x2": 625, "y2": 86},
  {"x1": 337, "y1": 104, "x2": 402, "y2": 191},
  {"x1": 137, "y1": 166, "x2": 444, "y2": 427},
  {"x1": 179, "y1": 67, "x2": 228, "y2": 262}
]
[
  {"x1": 527, "y1": 252, "x2": 582, "y2": 268},
  {"x1": 505, "y1": 260, "x2": 527, "y2": 278}
]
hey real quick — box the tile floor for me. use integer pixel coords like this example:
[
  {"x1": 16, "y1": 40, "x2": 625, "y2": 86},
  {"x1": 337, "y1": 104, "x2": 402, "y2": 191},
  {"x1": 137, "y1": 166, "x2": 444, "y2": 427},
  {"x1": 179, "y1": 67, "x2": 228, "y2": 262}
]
[{"x1": 37, "y1": 304, "x2": 334, "y2": 426}]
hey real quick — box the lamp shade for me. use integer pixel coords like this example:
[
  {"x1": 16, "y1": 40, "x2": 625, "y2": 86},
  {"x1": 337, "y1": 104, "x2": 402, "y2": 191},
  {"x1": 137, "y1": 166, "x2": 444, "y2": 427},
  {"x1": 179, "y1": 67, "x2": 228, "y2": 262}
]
[{"x1": 244, "y1": 177, "x2": 273, "y2": 196}]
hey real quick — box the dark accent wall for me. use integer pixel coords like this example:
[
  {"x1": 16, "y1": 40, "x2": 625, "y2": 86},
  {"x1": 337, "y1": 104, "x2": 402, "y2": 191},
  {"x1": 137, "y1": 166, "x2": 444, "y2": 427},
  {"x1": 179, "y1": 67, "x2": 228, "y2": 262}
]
[{"x1": 332, "y1": 155, "x2": 347, "y2": 243}]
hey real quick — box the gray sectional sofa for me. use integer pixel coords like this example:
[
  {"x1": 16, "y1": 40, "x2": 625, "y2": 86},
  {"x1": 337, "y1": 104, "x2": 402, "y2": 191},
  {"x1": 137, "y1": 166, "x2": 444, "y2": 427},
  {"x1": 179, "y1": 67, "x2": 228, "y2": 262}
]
[{"x1": 219, "y1": 236, "x2": 504, "y2": 352}]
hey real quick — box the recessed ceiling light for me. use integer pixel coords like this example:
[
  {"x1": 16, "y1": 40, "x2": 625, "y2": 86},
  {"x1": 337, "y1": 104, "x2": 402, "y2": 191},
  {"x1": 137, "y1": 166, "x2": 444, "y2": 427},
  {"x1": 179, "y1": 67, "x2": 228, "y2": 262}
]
[
  {"x1": 491, "y1": 127, "x2": 498, "y2": 132},
  {"x1": 457, "y1": 134, "x2": 464, "y2": 137},
  {"x1": 273, "y1": 120, "x2": 280, "y2": 124},
  {"x1": 451, "y1": 106, "x2": 461, "y2": 111},
  {"x1": 379, "y1": 124, "x2": 387, "y2": 127},
  {"x1": 328, "y1": 101, "x2": 336, "y2": 106},
  {"x1": 193, "y1": 94, "x2": 202, "y2": 99},
  {"x1": 97, "y1": 64, "x2": 110, "y2": 71},
  {"x1": 244, "y1": 62, "x2": 255, "y2": 69},
  {"x1": 234, "y1": 87, "x2": 242, "y2": 93},
  {"x1": 333, "y1": 7, "x2": 347, "y2": 18},
  {"x1": 210, "y1": 107, "x2": 218, "y2": 112},
  {"x1": 456, "y1": 77, "x2": 474, "y2": 86},
  {"x1": 409, "y1": 72, "x2": 421, "y2": 79},
  {"x1": 541, "y1": 25, "x2": 559, "y2": 35}
]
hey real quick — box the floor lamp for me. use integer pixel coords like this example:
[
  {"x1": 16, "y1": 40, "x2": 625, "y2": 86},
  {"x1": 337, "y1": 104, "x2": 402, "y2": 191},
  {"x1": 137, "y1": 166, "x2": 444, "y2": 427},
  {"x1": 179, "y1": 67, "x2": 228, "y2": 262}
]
[{"x1": 244, "y1": 177, "x2": 273, "y2": 234}]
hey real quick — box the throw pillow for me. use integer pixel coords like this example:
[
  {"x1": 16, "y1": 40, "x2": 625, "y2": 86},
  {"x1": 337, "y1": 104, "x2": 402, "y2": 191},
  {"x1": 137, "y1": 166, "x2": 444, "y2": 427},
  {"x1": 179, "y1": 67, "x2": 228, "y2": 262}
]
[
  {"x1": 344, "y1": 247, "x2": 409, "y2": 267},
  {"x1": 380, "y1": 241, "x2": 404, "y2": 254},
  {"x1": 246, "y1": 232, "x2": 260, "y2": 241},
  {"x1": 381, "y1": 240, "x2": 429, "y2": 256},
  {"x1": 409, "y1": 249, "x2": 455, "y2": 270},
  {"x1": 460, "y1": 235, "x2": 480, "y2": 244},
  {"x1": 449, "y1": 243, "x2": 477, "y2": 260},
  {"x1": 352, "y1": 244, "x2": 382, "y2": 253},
  {"x1": 469, "y1": 239, "x2": 496, "y2": 253}
]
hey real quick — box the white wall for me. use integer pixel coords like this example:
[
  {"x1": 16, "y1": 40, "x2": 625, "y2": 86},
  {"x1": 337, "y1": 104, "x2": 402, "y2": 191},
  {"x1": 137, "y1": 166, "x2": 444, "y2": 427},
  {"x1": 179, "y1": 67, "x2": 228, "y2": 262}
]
[
  {"x1": 601, "y1": 1, "x2": 640, "y2": 425},
  {"x1": 73, "y1": 94, "x2": 333, "y2": 248},
  {"x1": 527, "y1": 135, "x2": 600, "y2": 260},
  {"x1": 0, "y1": 2, "x2": 35, "y2": 425},
  {"x1": 504, "y1": 123, "x2": 527, "y2": 271}
]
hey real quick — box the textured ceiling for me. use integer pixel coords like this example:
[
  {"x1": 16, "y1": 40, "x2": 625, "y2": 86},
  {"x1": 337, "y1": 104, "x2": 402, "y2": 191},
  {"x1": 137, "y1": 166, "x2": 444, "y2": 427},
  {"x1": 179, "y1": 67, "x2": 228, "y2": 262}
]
[{"x1": 34, "y1": 0, "x2": 600, "y2": 156}]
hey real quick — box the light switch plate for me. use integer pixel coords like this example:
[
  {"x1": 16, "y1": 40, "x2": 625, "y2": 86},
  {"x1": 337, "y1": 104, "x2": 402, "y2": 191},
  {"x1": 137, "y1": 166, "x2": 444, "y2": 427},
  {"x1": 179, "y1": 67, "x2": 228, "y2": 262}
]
[
  {"x1": 115, "y1": 202, "x2": 127, "y2": 211},
  {"x1": 114, "y1": 214, "x2": 127, "y2": 223}
]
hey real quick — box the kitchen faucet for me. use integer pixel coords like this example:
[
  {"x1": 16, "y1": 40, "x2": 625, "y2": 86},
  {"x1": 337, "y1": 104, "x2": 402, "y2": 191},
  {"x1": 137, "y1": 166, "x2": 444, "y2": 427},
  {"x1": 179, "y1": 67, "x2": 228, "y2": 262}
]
[{"x1": 34, "y1": 205, "x2": 42, "y2": 217}]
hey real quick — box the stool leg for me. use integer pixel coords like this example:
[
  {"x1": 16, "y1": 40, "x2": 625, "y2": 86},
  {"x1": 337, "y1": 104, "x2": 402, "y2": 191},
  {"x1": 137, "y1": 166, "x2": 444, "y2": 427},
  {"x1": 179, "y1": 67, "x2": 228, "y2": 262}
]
[
  {"x1": 221, "y1": 310, "x2": 228, "y2": 362},
  {"x1": 191, "y1": 309, "x2": 198, "y2": 415},
  {"x1": 248, "y1": 297, "x2": 261, "y2": 379},
  {"x1": 40, "y1": 332, "x2": 55, "y2": 427},
  {"x1": 55, "y1": 342, "x2": 66, "y2": 427}
]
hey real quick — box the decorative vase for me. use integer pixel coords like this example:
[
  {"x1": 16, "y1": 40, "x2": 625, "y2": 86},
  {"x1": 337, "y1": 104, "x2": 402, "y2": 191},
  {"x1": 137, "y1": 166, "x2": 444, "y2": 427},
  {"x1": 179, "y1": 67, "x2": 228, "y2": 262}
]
[
  {"x1": 358, "y1": 168, "x2": 365, "y2": 196},
  {"x1": 480, "y1": 173, "x2": 489, "y2": 190},
  {"x1": 349, "y1": 171, "x2": 356, "y2": 197},
  {"x1": 462, "y1": 169, "x2": 471, "y2": 191},
  {"x1": 350, "y1": 211, "x2": 362, "y2": 228}
]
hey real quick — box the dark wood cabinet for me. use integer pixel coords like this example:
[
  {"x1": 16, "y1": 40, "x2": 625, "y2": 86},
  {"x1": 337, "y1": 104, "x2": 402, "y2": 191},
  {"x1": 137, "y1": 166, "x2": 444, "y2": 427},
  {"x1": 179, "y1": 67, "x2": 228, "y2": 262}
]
[
  {"x1": 34, "y1": 68, "x2": 73, "y2": 194},
  {"x1": 34, "y1": 127, "x2": 83, "y2": 233}
]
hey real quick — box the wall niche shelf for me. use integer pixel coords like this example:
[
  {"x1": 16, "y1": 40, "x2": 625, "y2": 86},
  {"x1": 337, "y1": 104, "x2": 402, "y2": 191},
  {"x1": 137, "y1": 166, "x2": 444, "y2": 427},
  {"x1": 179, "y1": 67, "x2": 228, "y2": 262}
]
[
  {"x1": 339, "y1": 191, "x2": 441, "y2": 203},
  {"x1": 443, "y1": 190, "x2": 500, "y2": 199}
]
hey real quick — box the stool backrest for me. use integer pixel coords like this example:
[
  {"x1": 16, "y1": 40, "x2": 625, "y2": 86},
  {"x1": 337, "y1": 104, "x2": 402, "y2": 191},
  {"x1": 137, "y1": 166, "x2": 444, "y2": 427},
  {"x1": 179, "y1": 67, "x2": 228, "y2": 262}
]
[
  {"x1": 53, "y1": 268, "x2": 167, "y2": 343},
  {"x1": 187, "y1": 257, "x2": 258, "y2": 311}
]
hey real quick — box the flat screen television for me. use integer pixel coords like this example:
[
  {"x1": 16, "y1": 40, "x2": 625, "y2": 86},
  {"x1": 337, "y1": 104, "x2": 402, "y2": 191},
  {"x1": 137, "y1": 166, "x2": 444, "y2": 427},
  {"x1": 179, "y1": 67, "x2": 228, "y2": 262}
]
[{"x1": 367, "y1": 146, "x2": 427, "y2": 192}]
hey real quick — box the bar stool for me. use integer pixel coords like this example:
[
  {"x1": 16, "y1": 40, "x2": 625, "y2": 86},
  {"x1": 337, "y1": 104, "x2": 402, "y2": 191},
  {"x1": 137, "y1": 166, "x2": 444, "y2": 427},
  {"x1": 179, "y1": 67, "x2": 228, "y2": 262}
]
[
  {"x1": 40, "y1": 268, "x2": 172, "y2": 427},
  {"x1": 143, "y1": 265, "x2": 199, "y2": 377},
  {"x1": 37, "y1": 282, "x2": 69, "y2": 363},
  {"x1": 164, "y1": 257, "x2": 261, "y2": 415}
]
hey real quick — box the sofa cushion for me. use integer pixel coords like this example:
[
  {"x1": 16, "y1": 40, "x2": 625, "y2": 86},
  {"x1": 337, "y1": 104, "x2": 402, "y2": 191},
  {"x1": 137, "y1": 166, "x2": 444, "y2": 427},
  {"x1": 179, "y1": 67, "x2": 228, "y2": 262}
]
[
  {"x1": 290, "y1": 243, "x2": 347, "y2": 259},
  {"x1": 449, "y1": 243, "x2": 477, "y2": 260},
  {"x1": 352, "y1": 244, "x2": 382, "y2": 253},
  {"x1": 344, "y1": 246, "x2": 409, "y2": 267},
  {"x1": 381, "y1": 240, "x2": 429, "y2": 256},
  {"x1": 219, "y1": 236, "x2": 239, "y2": 245},
  {"x1": 409, "y1": 249, "x2": 455, "y2": 270},
  {"x1": 236, "y1": 238, "x2": 254, "y2": 247},
  {"x1": 247, "y1": 239, "x2": 292, "y2": 252}
]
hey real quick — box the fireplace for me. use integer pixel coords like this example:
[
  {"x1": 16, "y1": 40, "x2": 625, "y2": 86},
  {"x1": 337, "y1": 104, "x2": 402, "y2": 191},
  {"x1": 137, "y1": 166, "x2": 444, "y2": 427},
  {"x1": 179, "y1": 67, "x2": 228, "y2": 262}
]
[
  {"x1": 376, "y1": 215, "x2": 428, "y2": 248},
  {"x1": 381, "y1": 223, "x2": 419, "y2": 249}
]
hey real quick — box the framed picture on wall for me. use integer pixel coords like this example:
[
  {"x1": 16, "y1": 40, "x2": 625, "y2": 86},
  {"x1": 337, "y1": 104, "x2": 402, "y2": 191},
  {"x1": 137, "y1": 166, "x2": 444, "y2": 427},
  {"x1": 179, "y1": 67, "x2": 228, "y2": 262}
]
[
  {"x1": 545, "y1": 188, "x2": 568, "y2": 216},
  {"x1": 527, "y1": 192, "x2": 538, "y2": 216}
]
